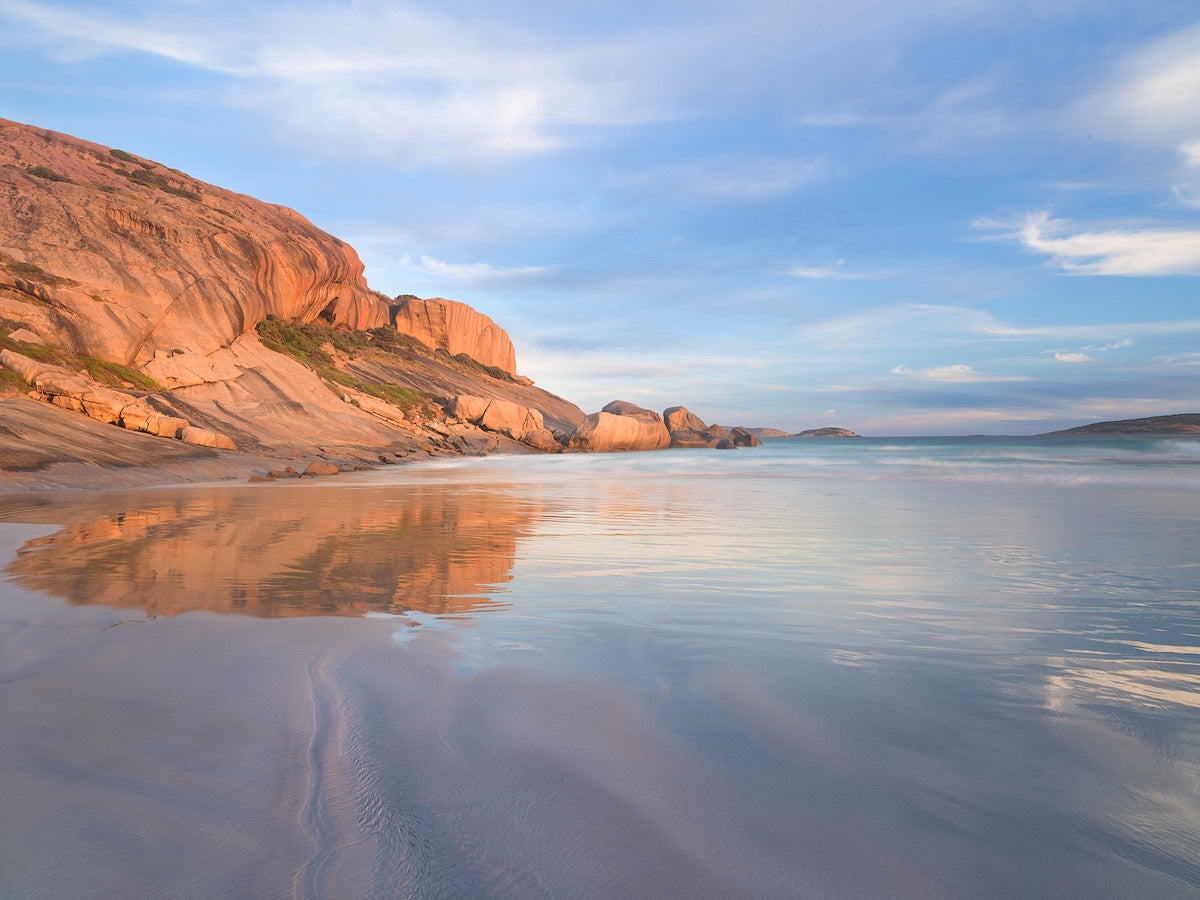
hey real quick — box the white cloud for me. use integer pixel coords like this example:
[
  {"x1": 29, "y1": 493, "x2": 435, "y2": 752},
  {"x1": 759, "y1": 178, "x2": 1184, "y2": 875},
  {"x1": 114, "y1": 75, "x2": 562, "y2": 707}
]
[
  {"x1": 400, "y1": 254, "x2": 547, "y2": 282},
  {"x1": 1158, "y1": 352, "x2": 1200, "y2": 368},
  {"x1": 0, "y1": 0, "x2": 674, "y2": 166},
  {"x1": 986, "y1": 211, "x2": 1200, "y2": 276},
  {"x1": 1053, "y1": 352, "x2": 1094, "y2": 363},
  {"x1": 891, "y1": 364, "x2": 1033, "y2": 383},
  {"x1": 1085, "y1": 22, "x2": 1200, "y2": 148},
  {"x1": 1086, "y1": 339, "x2": 1132, "y2": 352},
  {"x1": 787, "y1": 258, "x2": 879, "y2": 280},
  {"x1": 618, "y1": 157, "x2": 825, "y2": 201},
  {"x1": 1184, "y1": 141, "x2": 1200, "y2": 169},
  {"x1": 0, "y1": 0, "x2": 224, "y2": 68}
]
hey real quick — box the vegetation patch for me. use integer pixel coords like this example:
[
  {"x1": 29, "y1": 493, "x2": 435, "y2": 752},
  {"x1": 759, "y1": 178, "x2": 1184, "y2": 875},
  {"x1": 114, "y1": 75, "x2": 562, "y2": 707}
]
[
  {"x1": 0, "y1": 322, "x2": 159, "y2": 391},
  {"x1": 0, "y1": 367, "x2": 32, "y2": 395},
  {"x1": 99, "y1": 161, "x2": 202, "y2": 202},
  {"x1": 3, "y1": 259, "x2": 76, "y2": 288},
  {"x1": 256, "y1": 317, "x2": 435, "y2": 415},
  {"x1": 83, "y1": 358, "x2": 158, "y2": 390},
  {"x1": 26, "y1": 165, "x2": 115, "y2": 194},
  {"x1": 29, "y1": 165, "x2": 72, "y2": 183},
  {"x1": 110, "y1": 148, "x2": 151, "y2": 168},
  {"x1": 449, "y1": 351, "x2": 514, "y2": 383}
]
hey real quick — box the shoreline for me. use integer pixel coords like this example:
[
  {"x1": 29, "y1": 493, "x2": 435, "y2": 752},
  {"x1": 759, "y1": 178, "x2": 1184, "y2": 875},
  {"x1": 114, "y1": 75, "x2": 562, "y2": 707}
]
[{"x1": 0, "y1": 395, "x2": 521, "y2": 494}]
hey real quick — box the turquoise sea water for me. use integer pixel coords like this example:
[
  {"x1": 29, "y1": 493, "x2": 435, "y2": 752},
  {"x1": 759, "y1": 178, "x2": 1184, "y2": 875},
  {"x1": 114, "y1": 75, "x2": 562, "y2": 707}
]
[{"x1": 2, "y1": 436, "x2": 1199, "y2": 898}]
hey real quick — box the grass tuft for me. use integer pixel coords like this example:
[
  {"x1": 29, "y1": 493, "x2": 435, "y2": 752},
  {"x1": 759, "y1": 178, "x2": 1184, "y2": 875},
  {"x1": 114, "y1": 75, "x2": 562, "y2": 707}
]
[{"x1": 256, "y1": 317, "x2": 435, "y2": 414}]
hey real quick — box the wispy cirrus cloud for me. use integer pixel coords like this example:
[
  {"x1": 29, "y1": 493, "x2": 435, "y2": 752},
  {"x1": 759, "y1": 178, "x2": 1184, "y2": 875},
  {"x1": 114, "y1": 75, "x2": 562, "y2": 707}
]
[
  {"x1": 1082, "y1": 20, "x2": 1200, "y2": 150},
  {"x1": 891, "y1": 364, "x2": 1034, "y2": 383},
  {"x1": 0, "y1": 0, "x2": 225, "y2": 68},
  {"x1": 399, "y1": 253, "x2": 547, "y2": 283},
  {"x1": 1053, "y1": 352, "x2": 1094, "y2": 363},
  {"x1": 977, "y1": 211, "x2": 1200, "y2": 276},
  {"x1": 616, "y1": 157, "x2": 825, "y2": 201},
  {"x1": 0, "y1": 0, "x2": 674, "y2": 166},
  {"x1": 802, "y1": 303, "x2": 1200, "y2": 358},
  {"x1": 787, "y1": 258, "x2": 880, "y2": 280}
]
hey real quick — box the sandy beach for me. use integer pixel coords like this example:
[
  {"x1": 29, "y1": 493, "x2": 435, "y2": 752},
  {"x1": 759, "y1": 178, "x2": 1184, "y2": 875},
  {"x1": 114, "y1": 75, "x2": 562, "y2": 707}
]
[{"x1": 3, "y1": 443, "x2": 1200, "y2": 898}]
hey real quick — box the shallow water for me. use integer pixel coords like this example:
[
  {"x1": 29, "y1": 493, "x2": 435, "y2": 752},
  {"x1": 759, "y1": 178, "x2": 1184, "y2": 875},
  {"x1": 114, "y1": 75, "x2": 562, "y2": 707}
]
[{"x1": 2, "y1": 437, "x2": 1199, "y2": 898}]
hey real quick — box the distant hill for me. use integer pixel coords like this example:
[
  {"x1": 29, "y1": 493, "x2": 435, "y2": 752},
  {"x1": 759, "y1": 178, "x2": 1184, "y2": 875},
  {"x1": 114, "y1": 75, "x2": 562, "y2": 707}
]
[
  {"x1": 737, "y1": 427, "x2": 791, "y2": 438},
  {"x1": 791, "y1": 427, "x2": 861, "y2": 438},
  {"x1": 1043, "y1": 413, "x2": 1200, "y2": 435}
]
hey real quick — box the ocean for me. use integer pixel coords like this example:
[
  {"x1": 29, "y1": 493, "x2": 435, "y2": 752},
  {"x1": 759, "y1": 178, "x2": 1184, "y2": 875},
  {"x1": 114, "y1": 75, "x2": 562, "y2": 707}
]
[{"x1": 2, "y1": 435, "x2": 1199, "y2": 898}]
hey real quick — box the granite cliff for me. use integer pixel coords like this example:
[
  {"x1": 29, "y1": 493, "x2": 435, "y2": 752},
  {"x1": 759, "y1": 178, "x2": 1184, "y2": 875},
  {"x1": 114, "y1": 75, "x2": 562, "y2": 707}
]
[
  {"x1": 0, "y1": 119, "x2": 582, "y2": 482},
  {"x1": 0, "y1": 119, "x2": 768, "y2": 486}
]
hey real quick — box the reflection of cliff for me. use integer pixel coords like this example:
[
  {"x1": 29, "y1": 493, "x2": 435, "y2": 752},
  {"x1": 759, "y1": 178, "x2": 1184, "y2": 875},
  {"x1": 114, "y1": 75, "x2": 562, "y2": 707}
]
[{"x1": 8, "y1": 483, "x2": 539, "y2": 618}]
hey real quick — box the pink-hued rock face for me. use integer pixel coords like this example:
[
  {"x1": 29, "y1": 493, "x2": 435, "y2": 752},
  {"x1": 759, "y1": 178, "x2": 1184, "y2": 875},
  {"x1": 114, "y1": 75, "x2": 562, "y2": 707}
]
[
  {"x1": 568, "y1": 402, "x2": 671, "y2": 452},
  {"x1": 391, "y1": 297, "x2": 517, "y2": 376},
  {"x1": 0, "y1": 118, "x2": 390, "y2": 366},
  {"x1": 663, "y1": 405, "x2": 707, "y2": 433}
]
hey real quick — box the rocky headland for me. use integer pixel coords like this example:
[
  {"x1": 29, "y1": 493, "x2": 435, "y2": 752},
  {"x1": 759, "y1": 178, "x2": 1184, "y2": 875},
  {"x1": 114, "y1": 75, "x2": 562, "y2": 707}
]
[
  {"x1": 0, "y1": 119, "x2": 770, "y2": 489},
  {"x1": 791, "y1": 427, "x2": 861, "y2": 438},
  {"x1": 1041, "y1": 414, "x2": 1200, "y2": 436}
]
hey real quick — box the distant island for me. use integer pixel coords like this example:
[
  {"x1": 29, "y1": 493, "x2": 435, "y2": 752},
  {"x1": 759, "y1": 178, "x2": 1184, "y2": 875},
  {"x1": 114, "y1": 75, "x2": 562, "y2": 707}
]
[
  {"x1": 791, "y1": 427, "x2": 861, "y2": 438},
  {"x1": 737, "y1": 427, "x2": 861, "y2": 438},
  {"x1": 1042, "y1": 414, "x2": 1200, "y2": 436}
]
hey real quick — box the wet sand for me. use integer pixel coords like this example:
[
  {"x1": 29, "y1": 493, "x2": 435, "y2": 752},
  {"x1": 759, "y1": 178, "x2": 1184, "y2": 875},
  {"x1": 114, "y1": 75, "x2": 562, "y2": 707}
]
[
  {"x1": 0, "y1": 551, "x2": 888, "y2": 899},
  {"x1": 0, "y1": 482, "x2": 946, "y2": 899},
  {"x1": 3, "y1": 450, "x2": 1200, "y2": 899}
]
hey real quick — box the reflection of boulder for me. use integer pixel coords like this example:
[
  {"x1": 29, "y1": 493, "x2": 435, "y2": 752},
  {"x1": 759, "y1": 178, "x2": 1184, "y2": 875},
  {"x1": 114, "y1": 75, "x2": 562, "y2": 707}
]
[
  {"x1": 8, "y1": 483, "x2": 540, "y2": 619},
  {"x1": 567, "y1": 401, "x2": 671, "y2": 452}
]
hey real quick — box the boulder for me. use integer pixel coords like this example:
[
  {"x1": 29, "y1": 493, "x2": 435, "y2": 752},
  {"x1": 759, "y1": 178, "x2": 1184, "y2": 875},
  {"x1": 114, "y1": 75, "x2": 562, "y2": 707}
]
[
  {"x1": 6, "y1": 328, "x2": 44, "y2": 344},
  {"x1": 0, "y1": 348, "x2": 42, "y2": 382},
  {"x1": 669, "y1": 428, "x2": 722, "y2": 449},
  {"x1": 521, "y1": 428, "x2": 564, "y2": 452},
  {"x1": 141, "y1": 350, "x2": 244, "y2": 389},
  {"x1": 568, "y1": 402, "x2": 671, "y2": 452},
  {"x1": 449, "y1": 394, "x2": 491, "y2": 423},
  {"x1": 118, "y1": 403, "x2": 187, "y2": 438},
  {"x1": 663, "y1": 405, "x2": 707, "y2": 433},
  {"x1": 79, "y1": 387, "x2": 134, "y2": 425},
  {"x1": 729, "y1": 427, "x2": 763, "y2": 447},
  {"x1": 480, "y1": 397, "x2": 540, "y2": 439},
  {"x1": 303, "y1": 461, "x2": 340, "y2": 476},
  {"x1": 179, "y1": 425, "x2": 237, "y2": 451},
  {"x1": 451, "y1": 394, "x2": 554, "y2": 448},
  {"x1": 345, "y1": 391, "x2": 407, "y2": 427}
]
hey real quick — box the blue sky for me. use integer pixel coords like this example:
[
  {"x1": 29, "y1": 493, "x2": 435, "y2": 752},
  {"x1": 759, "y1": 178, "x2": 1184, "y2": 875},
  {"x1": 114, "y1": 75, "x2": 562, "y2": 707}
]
[{"x1": 2, "y1": 0, "x2": 1198, "y2": 433}]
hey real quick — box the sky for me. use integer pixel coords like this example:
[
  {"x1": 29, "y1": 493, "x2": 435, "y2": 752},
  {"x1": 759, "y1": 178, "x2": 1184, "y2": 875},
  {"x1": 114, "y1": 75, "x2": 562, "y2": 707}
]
[{"x1": 1, "y1": 0, "x2": 1199, "y2": 434}]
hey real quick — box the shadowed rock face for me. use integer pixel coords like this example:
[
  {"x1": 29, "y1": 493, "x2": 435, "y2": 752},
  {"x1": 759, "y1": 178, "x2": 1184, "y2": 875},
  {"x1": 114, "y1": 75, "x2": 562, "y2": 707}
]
[
  {"x1": 0, "y1": 118, "x2": 391, "y2": 367},
  {"x1": 663, "y1": 406, "x2": 706, "y2": 433}
]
